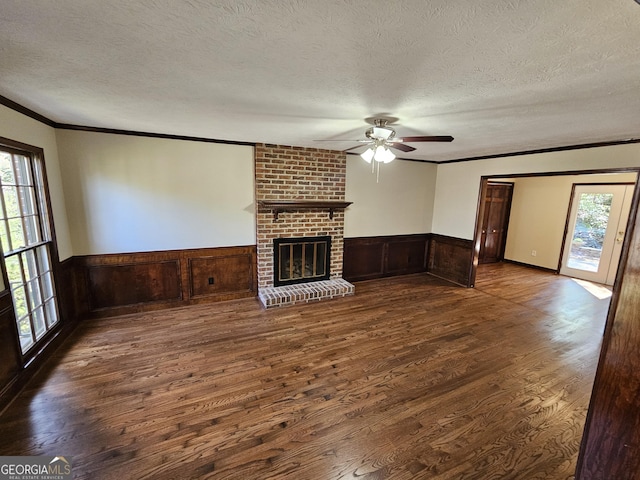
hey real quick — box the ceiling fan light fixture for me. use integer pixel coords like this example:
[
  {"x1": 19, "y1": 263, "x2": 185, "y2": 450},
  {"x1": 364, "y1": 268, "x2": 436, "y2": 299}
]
[
  {"x1": 375, "y1": 145, "x2": 395, "y2": 163},
  {"x1": 360, "y1": 147, "x2": 375, "y2": 163},
  {"x1": 350, "y1": 117, "x2": 452, "y2": 179}
]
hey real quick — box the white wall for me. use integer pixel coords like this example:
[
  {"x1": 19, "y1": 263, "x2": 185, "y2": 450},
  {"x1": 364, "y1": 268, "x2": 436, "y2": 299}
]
[
  {"x1": 344, "y1": 154, "x2": 437, "y2": 237},
  {"x1": 56, "y1": 130, "x2": 255, "y2": 255},
  {"x1": 432, "y1": 144, "x2": 640, "y2": 240},
  {"x1": 4, "y1": 100, "x2": 640, "y2": 261},
  {"x1": 503, "y1": 173, "x2": 637, "y2": 269},
  {"x1": 0, "y1": 105, "x2": 73, "y2": 263}
]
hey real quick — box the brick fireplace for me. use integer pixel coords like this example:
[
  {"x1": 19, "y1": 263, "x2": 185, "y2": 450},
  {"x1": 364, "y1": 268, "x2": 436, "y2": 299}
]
[{"x1": 255, "y1": 144, "x2": 354, "y2": 307}]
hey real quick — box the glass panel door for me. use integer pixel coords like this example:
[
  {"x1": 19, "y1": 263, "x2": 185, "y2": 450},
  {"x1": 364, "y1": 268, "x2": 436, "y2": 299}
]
[
  {"x1": 561, "y1": 184, "x2": 633, "y2": 285},
  {"x1": 565, "y1": 192, "x2": 613, "y2": 272}
]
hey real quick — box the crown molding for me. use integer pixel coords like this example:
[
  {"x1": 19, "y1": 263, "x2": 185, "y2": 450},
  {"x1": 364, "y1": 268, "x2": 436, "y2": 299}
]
[
  {"x1": 0, "y1": 94, "x2": 56, "y2": 127},
  {"x1": 54, "y1": 123, "x2": 255, "y2": 147},
  {"x1": 0, "y1": 95, "x2": 254, "y2": 147},
  {"x1": 437, "y1": 138, "x2": 640, "y2": 164}
]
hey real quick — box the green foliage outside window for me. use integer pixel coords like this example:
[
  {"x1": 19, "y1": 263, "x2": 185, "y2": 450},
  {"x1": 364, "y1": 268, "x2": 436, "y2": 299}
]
[{"x1": 574, "y1": 193, "x2": 613, "y2": 249}]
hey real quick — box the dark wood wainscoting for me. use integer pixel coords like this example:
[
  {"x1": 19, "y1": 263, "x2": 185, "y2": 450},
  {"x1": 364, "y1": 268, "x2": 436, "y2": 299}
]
[
  {"x1": 0, "y1": 291, "x2": 20, "y2": 409},
  {"x1": 189, "y1": 254, "x2": 255, "y2": 298},
  {"x1": 344, "y1": 234, "x2": 475, "y2": 287},
  {"x1": 88, "y1": 260, "x2": 181, "y2": 309},
  {"x1": 427, "y1": 234, "x2": 474, "y2": 287},
  {"x1": 343, "y1": 234, "x2": 429, "y2": 282},
  {"x1": 75, "y1": 246, "x2": 256, "y2": 318},
  {"x1": 57, "y1": 256, "x2": 88, "y2": 324}
]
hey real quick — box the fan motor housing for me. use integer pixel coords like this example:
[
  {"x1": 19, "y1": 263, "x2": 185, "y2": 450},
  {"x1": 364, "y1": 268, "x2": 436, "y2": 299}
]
[{"x1": 365, "y1": 125, "x2": 396, "y2": 141}]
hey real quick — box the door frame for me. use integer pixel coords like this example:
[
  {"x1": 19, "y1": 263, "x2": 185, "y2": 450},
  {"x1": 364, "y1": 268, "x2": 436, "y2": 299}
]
[
  {"x1": 557, "y1": 182, "x2": 635, "y2": 284},
  {"x1": 470, "y1": 168, "x2": 640, "y2": 288},
  {"x1": 478, "y1": 181, "x2": 514, "y2": 264}
]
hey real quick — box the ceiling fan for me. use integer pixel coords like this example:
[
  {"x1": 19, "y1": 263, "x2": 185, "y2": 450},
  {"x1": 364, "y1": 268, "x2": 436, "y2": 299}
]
[{"x1": 319, "y1": 118, "x2": 453, "y2": 164}]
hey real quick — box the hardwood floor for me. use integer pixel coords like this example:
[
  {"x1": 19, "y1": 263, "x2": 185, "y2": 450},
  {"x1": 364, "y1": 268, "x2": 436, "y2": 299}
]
[{"x1": 0, "y1": 263, "x2": 611, "y2": 479}]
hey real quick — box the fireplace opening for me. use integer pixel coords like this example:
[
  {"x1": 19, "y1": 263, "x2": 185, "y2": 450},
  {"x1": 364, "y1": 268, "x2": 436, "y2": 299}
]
[{"x1": 273, "y1": 236, "x2": 331, "y2": 287}]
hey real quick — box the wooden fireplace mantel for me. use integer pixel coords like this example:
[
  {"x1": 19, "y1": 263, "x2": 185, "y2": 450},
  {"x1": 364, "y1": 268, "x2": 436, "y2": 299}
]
[{"x1": 258, "y1": 200, "x2": 352, "y2": 220}]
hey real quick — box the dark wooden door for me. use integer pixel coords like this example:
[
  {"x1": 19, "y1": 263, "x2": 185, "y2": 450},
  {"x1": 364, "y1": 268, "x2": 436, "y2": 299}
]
[{"x1": 479, "y1": 182, "x2": 513, "y2": 264}]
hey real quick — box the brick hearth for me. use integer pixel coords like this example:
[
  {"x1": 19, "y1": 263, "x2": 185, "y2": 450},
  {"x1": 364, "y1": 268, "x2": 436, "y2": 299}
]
[
  {"x1": 258, "y1": 278, "x2": 355, "y2": 308},
  {"x1": 255, "y1": 144, "x2": 354, "y2": 307}
]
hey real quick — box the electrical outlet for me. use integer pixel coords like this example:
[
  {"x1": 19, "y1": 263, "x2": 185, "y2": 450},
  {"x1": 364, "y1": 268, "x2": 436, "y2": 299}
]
[
  {"x1": 531, "y1": 250, "x2": 537, "y2": 257},
  {"x1": 208, "y1": 277, "x2": 214, "y2": 285}
]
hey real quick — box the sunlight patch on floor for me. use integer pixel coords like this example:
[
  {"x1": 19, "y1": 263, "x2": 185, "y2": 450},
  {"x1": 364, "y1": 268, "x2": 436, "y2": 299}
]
[{"x1": 571, "y1": 278, "x2": 612, "y2": 300}]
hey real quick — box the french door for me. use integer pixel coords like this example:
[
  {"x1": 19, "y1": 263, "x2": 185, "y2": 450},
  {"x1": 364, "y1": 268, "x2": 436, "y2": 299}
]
[
  {"x1": 0, "y1": 146, "x2": 60, "y2": 355},
  {"x1": 560, "y1": 184, "x2": 634, "y2": 285}
]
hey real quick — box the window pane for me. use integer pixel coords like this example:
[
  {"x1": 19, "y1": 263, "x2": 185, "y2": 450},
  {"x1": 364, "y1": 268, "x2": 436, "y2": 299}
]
[
  {"x1": 0, "y1": 152, "x2": 15, "y2": 185},
  {"x1": 19, "y1": 186, "x2": 37, "y2": 216},
  {"x1": 33, "y1": 161, "x2": 50, "y2": 239},
  {"x1": 3, "y1": 186, "x2": 21, "y2": 218},
  {"x1": 567, "y1": 193, "x2": 613, "y2": 272},
  {"x1": 27, "y1": 279, "x2": 43, "y2": 310},
  {"x1": 13, "y1": 155, "x2": 32, "y2": 186},
  {"x1": 23, "y1": 249, "x2": 38, "y2": 281},
  {"x1": 18, "y1": 316, "x2": 34, "y2": 351},
  {"x1": 45, "y1": 299, "x2": 58, "y2": 328},
  {"x1": 12, "y1": 285, "x2": 28, "y2": 321},
  {"x1": 41, "y1": 271, "x2": 54, "y2": 300},
  {"x1": 0, "y1": 220, "x2": 9, "y2": 254},
  {"x1": 33, "y1": 307, "x2": 46, "y2": 340},
  {"x1": 38, "y1": 192, "x2": 50, "y2": 240},
  {"x1": 7, "y1": 218, "x2": 26, "y2": 251},
  {"x1": 32, "y1": 158, "x2": 43, "y2": 187},
  {"x1": 5, "y1": 255, "x2": 23, "y2": 288},
  {"x1": 24, "y1": 215, "x2": 41, "y2": 245},
  {"x1": 36, "y1": 245, "x2": 51, "y2": 273}
]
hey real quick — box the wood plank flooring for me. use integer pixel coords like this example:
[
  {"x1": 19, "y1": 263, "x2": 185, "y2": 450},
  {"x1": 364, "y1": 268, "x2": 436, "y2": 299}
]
[{"x1": 0, "y1": 263, "x2": 611, "y2": 479}]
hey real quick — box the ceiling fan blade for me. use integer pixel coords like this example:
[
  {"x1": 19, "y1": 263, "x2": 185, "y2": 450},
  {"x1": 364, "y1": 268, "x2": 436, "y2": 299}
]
[
  {"x1": 343, "y1": 145, "x2": 366, "y2": 152},
  {"x1": 398, "y1": 135, "x2": 454, "y2": 143},
  {"x1": 389, "y1": 143, "x2": 416, "y2": 152}
]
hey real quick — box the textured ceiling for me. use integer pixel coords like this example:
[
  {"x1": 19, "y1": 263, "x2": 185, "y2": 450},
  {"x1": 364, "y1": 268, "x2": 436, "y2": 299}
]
[{"x1": 1, "y1": 0, "x2": 639, "y2": 161}]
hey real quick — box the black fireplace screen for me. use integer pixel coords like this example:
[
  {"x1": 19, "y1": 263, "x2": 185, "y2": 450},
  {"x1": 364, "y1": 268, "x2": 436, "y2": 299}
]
[{"x1": 273, "y1": 236, "x2": 331, "y2": 286}]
